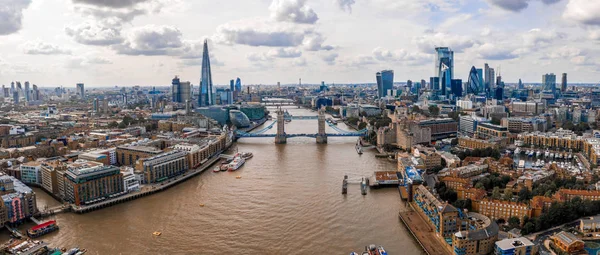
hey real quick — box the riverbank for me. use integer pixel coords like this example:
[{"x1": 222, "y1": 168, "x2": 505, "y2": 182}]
[
  {"x1": 70, "y1": 155, "x2": 224, "y2": 214},
  {"x1": 398, "y1": 201, "x2": 452, "y2": 255}
]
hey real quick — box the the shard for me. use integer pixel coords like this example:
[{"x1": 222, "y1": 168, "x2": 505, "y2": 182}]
[{"x1": 199, "y1": 39, "x2": 213, "y2": 106}]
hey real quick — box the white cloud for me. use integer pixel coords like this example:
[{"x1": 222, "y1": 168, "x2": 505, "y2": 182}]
[
  {"x1": 522, "y1": 28, "x2": 564, "y2": 47},
  {"x1": 267, "y1": 48, "x2": 302, "y2": 58},
  {"x1": 372, "y1": 47, "x2": 432, "y2": 65},
  {"x1": 0, "y1": 0, "x2": 32, "y2": 35},
  {"x1": 72, "y1": 0, "x2": 150, "y2": 8},
  {"x1": 269, "y1": 0, "x2": 318, "y2": 24},
  {"x1": 413, "y1": 32, "x2": 476, "y2": 53},
  {"x1": 213, "y1": 20, "x2": 307, "y2": 47},
  {"x1": 564, "y1": 0, "x2": 600, "y2": 26},
  {"x1": 487, "y1": 0, "x2": 562, "y2": 12},
  {"x1": 473, "y1": 43, "x2": 519, "y2": 60},
  {"x1": 321, "y1": 53, "x2": 339, "y2": 65},
  {"x1": 439, "y1": 14, "x2": 473, "y2": 30},
  {"x1": 65, "y1": 22, "x2": 124, "y2": 45},
  {"x1": 113, "y1": 25, "x2": 183, "y2": 55},
  {"x1": 66, "y1": 55, "x2": 112, "y2": 69},
  {"x1": 335, "y1": 0, "x2": 356, "y2": 12},
  {"x1": 293, "y1": 58, "x2": 307, "y2": 66},
  {"x1": 22, "y1": 41, "x2": 72, "y2": 55},
  {"x1": 213, "y1": 19, "x2": 333, "y2": 51}
]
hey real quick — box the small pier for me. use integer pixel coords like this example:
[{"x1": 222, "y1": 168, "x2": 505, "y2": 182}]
[
  {"x1": 342, "y1": 175, "x2": 348, "y2": 194},
  {"x1": 5, "y1": 225, "x2": 25, "y2": 239},
  {"x1": 398, "y1": 207, "x2": 451, "y2": 255}
]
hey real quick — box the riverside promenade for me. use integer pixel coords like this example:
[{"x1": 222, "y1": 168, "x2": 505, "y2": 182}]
[
  {"x1": 70, "y1": 155, "x2": 223, "y2": 214},
  {"x1": 398, "y1": 203, "x2": 451, "y2": 255}
]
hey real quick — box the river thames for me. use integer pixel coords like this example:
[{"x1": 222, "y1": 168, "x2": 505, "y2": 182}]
[{"x1": 2, "y1": 107, "x2": 423, "y2": 254}]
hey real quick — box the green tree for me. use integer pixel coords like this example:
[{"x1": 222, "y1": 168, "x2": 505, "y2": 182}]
[
  {"x1": 508, "y1": 216, "x2": 521, "y2": 229},
  {"x1": 411, "y1": 105, "x2": 421, "y2": 114},
  {"x1": 358, "y1": 122, "x2": 367, "y2": 130},
  {"x1": 428, "y1": 105, "x2": 440, "y2": 116},
  {"x1": 503, "y1": 188, "x2": 513, "y2": 201},
  {"x1": 491, "y1": 187, "x2": 502, "y2": 200},
  {"x1": 108, "y1": 121, "x2": 118, "y2": 128},
  {"x1": 517, "y1": 187, "x2": 532, "y2": 202},
  {"x1": 118, "y1": 122, "x2": 127, "y2": 129},
  {"x1": 451, "y1": 138, "x2": 459, "y2": 146}
]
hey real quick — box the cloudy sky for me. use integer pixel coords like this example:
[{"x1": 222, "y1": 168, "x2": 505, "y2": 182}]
[{"x1": 1, "y1": 0, "x2": 599, "y2": 87}]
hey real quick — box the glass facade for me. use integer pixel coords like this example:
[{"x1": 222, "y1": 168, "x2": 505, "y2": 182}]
[
  {"x1": 199, "y1": 40, "x2": 214, "y2": 107},
  {"x1": 435, "y1": 47, "x2": 454, "y2": 95},
  {"x1": 376, "y1": 70, "x2": 394, "y2": 98},
  {"x1": 542, "y1": 73, "x2": 557, "y2": 96},
  {"x1": 467, "y1": 66, "x2": 481, "y2": 95},
  {"x1": 229, "y1": 110, "x2": 251, "y2": 128}
]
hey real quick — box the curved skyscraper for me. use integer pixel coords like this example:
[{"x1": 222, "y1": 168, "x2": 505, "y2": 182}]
[
  {"x1": 467, "y1": 66, "x2": 481, "y2": 95},
  {"x1": 199, "y1": 40, "x2": 214, "y2": 106},
  {"x1": 235, "y1": 78, "x2": 242, "y2": 92}
]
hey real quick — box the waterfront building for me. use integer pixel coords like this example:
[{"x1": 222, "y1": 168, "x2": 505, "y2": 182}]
[
  {"x1": 40, "y1": 160, "x2": 66, "y2": 196},
  {"x1": 501, "y1": 117, "x2": 547, "y2": 133},
  {"x1": 550, "y1": 231, "x2": 584, "y2": 254},
  {"x1": 199, "y1": 40, "x2": 214, "y2": 107},
  {"x1": 494, "y1": 237, "x2": 537, "y2": 255},
  {"x1": 138, "y1": 150, "x2": 188, "y2": 184},
  {"x1": 76, "y1": 83, "x2": 85, "y2": 99},
  {"x1": 456, "y1": 187, "x2": 486, "y2": 201},
  {"x1": 458, "y1": 137, "x2": 502, "y2": 150},
  {"x1": 580, "y1": 216, "x2": 600, "y2": 236},
  {"x1": 476, "y1": 123, "x2": 510, "y2": 141},
  {"x1": 414, "y1": 146, "x2": 441, "y2": 171},
  {"x1": 121, "y1": 167, "x2": 140, "y2": 192},
  {"x1": 376, "y1": 70, "x2": 394, "y2": 98},
  {"x1": 20, "y1": 161, "x2": 41, "y2": 185},
  {"x1": 63, "y1": 160, "x2": 124, "y2": 206},
  {"x1": 0, "y1": 173, "x2": 38, "y2": 225},
  {"x1": 472, "y1": 199, "x2": 532, "y2": 222},
  {"x1": 116, "y1": 145, "x2": 163, "y2": 166},
  {"x1": 413, "y1": 185, "x2": 461, "y2": 238},
  {"x1": 452, "y1": 212, "x2": 499, "y2": 255}
]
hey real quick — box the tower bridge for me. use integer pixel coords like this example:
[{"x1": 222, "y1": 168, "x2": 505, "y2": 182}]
[{"x1": 235, "y1": 107, "x2": 367, "y2": 144}]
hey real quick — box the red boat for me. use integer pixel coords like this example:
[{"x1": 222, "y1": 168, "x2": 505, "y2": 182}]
[{"x1": 28, "y1": 220, "x2": 59, "y2": 238}]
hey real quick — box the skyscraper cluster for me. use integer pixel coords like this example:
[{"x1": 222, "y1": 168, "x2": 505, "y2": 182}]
[
  {"x1": 171, "y1": 76, "x2": 191, "y2": 104},
  {"x1": 2, "y1": 81, "x2": 41, "y2": 103},
  {"x1": 376, "y1": 70, "x2": 394, "y2": 98}
]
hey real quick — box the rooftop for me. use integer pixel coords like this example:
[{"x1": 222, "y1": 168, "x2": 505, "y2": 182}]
[{"x1": 495, "y1": 237, "x2": 534, "y2": 250}]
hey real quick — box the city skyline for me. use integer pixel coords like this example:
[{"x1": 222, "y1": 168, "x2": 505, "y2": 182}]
[{"x1": 1, "y1": 0, "x2": 600, "y2": 86}]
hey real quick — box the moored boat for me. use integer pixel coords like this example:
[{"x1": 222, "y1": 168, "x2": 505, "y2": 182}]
[
  {"x1": 28, "y1": 220, "x2": 59, "y2": 238},
  {"x1": 228, "y1": 156, "x2": 246, "y2": 171},
  {"x1": 241, "y1": 152, "x2": 253, "y2": 160},
  {"x1": 213, "y1": 166, "x2": 221, "y2": 172}
]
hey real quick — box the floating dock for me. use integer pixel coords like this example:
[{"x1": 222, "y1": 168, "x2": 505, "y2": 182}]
[{"x1": 369, "y1": 171, "x2": 400, "y2": 188}]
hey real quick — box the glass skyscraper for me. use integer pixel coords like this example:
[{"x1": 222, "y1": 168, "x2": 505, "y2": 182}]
[
  {"x1": 435, "y1": 47, "x2": 453, "y2": 95},
  {"x1": 376, "y1": 70, "x2": 394, "y2": 98},
  {"x1": 235, "y1": 78, "x2": 242, "y2": 92},
  {"x1": 76, "y1": 83, "x2": 85, "y2": 99},
  {"x1": 199, "y1": 40, "x2": 214, "y2": 107},
  {"x1": 467, "y1": 66, "x2": 481, "y2": 95},
  {"x1": 542, "y1": 73, "x2": 557, "y2": 96}
]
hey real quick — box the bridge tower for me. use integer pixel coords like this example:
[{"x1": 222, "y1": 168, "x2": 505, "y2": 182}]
[
  {"x1": 275, "y1": 107, "x2": 287, "y2": 144},
  {"x1": 316, "y1": 107, "x2": 327, "y2": 144}
]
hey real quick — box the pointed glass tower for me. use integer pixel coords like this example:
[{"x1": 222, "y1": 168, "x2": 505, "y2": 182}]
[{"x1": 199, "y1": 39, "x2": 213, "y2": 106}]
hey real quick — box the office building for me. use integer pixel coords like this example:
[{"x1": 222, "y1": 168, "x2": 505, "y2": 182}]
[
  {"x1": 63, "y1": 160, "x2": 124, "y2": 206},
  {"x1": 418, "y1": 118, "x2": 458, "y2": 140},
  {"x1": 116, "y1": 145, "x2": 163, "y2": 166},
  {"x1": 476, "y1": 122, "x2": 510, "y2": 140},
  {"x1": 13, "y1": 91, "x2": 18, "y2": 104},
  {"x1": 467, "y1": 66, "x2": 482, "y2": 94},
  {"x1": 376, "y1": 70, "x2": 394, "y2": 98},
  {"x1": 456, "y1": 100, "x2": 473, "y2": 110},
  {"x1": 20, "y1": 161, "x2": 42, "y2": 185},
  {"x1": 32, "y1": 84, "x2": 39, "y2": 101},
  {"x1": 561, "y1": 73, "x2": 567, "y2": 92},
  {"x1": 199, "y1": 39, "x2": 214, "y2": 107},
  {"x1": 518, "y1": 79, "x2": 523, "y2": 90},
  {"x1": 0, "y1": 174, "x2": 38, "y2": 225},
  {"x1": 171, "y1": 76, "x2": 191, "y2": 103},
  {"x1": 24, "y1": 81, "x2": 29, "y2": 102},
  {"x1": 510, "y1": 101, "x2": 544, "y2": 116},
  {"x1": 76, "y1": 83, "x2": 85, "y2": 99},
  {"x1": 40, "y1": 160, "x2": 66, "y2": 197},
  {"x1": 138, "y1": 150, "x2": 189, "y2": 184},
  {"x1": 420, "y1": 79, "x2": 426, "y2": 90},
  {"x1": 451, "y1": 79, "x2": 463, "y2": 98},
  {"x1": 501, "y1": 117, "x2": 547, "y2": 133},
  {"x1": 459, "y1": 115, "x2": 488, "y2": 135},
  {"x1": 472, "y1": 199, "x2": 532, "y2": 222},
  {"x1": 435, "y1": 47, "x2": 454, "y2": 94},
  {"x1": 542, "y1": 73, "x2": 556, "y2": 96},
  {"x1": 430, "y1": 77, "x2": 440, "y2": 91},
  {"x1": 494, "y1": 237, "x2": 537, "y2": 255}
]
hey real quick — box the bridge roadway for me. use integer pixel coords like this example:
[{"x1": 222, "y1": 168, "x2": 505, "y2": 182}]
[{"x1": 236, "y1": 133, "x2": 365, "y2": 138}]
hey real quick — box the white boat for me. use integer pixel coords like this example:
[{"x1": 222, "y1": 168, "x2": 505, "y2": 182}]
[
  {"x1": 536, "y1": 151, "x2": 542, "y2": 157},
  {"x1": 514, "y1": 147, "x2": 521, "y2": 154},
  {"x1": 241, "y1": 152, "x2": 253, "y2": 160},
  {"x1": 228, "y1": 156, "x2": 246, "y2": 171},
  {"x1": 213, "y1": 166, "x2": 221, "y2": 172},
  {"x1": 356, "y1": 145, "x2": 363, "y2": 155},
  {"x1": 528, "y1": 150, "x2": 534, "y2": 157},
  {"x1": 545, "y1": 149, "x2": 550, "y2": 158},
  {"x1": 549, "y1": 153, "x2": 554, "y2": 158}
]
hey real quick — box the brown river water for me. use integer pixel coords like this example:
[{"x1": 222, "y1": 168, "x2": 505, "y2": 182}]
[{"x1": 1, "y1": 107, "x2": 423, "y2": 255}]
